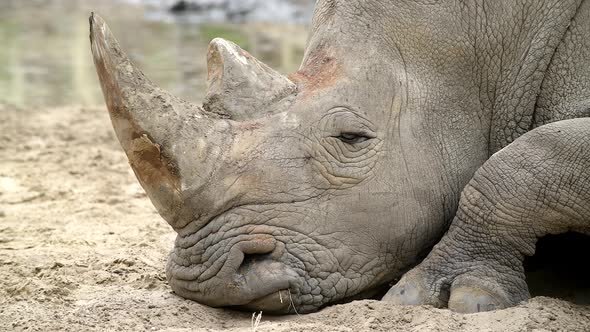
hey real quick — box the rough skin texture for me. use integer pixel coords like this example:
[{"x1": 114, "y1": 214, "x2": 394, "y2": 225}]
[
  {"x1": 384, "y1": 119, "x2": 590, "y2": 312},
  {"x1": 90, "y1": 0, "x2": 590, "y2": 314}
]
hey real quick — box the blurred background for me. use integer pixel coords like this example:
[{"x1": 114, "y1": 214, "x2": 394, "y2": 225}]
[{"x1": 0, "y1": 0, "x2": 314, "y2": 108}]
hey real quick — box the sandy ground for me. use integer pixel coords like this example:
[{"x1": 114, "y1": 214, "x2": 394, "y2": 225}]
[{"x1": 1, "y1": 104, "x2": 590, "y2": 331}]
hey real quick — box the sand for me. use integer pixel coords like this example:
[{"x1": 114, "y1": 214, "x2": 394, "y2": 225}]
[{"x1": 1, "y1": 104, "x2": 589, "y2": 331}]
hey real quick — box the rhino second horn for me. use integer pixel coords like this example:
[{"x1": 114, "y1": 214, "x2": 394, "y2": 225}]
[
  {"x1": 89, "y1": 13, "x2": 208, "y2": 226},
  {"x1": 204, "y1": 38, "x2": 297, "y2": 121}
]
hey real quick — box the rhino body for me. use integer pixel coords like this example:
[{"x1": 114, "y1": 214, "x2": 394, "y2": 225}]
[{"x1": 90, "y1": 0, "x2": 590, "y2": 314}]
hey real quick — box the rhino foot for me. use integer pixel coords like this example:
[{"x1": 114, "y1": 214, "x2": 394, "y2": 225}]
[{"x1": 383, "y1": 251, "x2": 528, "y2": 313}]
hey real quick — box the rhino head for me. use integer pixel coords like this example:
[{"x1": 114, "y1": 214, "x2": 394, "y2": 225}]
[{"x1": 90, "y1": 5, "x2": 479, "y2": 313}]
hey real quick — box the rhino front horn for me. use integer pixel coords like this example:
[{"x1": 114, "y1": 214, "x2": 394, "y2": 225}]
[
  {"x1": 204, "y1": 38, "x2": 297, "y2": 120},
  {"x1": 89, "y1": 13, "x2": 224, "y2": 228}
]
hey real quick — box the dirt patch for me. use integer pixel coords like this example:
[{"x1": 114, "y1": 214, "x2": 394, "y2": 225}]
[
  {"x1": 1, "y1": 104, "x2": 590, "y2": 331},
  {"x1": 290, "y1": 44, "x2": 341, "y2": 94}
]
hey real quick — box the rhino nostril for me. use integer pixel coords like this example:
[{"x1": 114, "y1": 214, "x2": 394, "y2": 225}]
[
  {"x1": 219, "y1": 235, "x2": 278, "y2": 276},
  {"x1": 239, "y1": 253, "x2": 273, "y2": 272}
]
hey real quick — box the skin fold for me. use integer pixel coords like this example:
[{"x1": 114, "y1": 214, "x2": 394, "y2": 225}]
[
  {"x1": 90, "y1": 0, "x2": 590, "y2": 314},
  {"x1": 384, "y1": 119, "x2": 590, "y2": 313}
]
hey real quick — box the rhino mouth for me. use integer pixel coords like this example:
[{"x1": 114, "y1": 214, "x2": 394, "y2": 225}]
[
  {"x1": 165, "y1": 205, "x2": 304, "y2": 312},
  {"x1": 235, "y1": 288, "x2": 295, "y2": 313},
  {"x1": 167, "y1": 235, "x2": 302, "y2": 313}
]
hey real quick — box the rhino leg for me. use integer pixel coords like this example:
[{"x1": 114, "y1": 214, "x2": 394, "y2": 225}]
[{"x1": 383, "y1": 118, "x2": 590, "y2": 313}]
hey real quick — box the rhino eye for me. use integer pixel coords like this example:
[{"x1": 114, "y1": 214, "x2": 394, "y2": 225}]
[{"x1": 335, "y1": 132, "x2": 372, "y2": 144}]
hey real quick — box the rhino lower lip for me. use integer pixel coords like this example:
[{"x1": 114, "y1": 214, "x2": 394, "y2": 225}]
[
  {"x1": 235, "y1": 289, "x2": 293, "y2": 313},
  {"x1": 233, "y1": 256, "x2": 298, "y2": 298}
]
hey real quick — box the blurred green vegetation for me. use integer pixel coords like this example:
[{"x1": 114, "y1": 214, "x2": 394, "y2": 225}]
[
  {"x1": 0, "y1": 17, "x2": 18, "y2": 91},
  {"x1": 0, "y1": 1, "x2": 307, "y2": 108},
  {"x1": 199, "y1": 25, "x2": 250, "y2": 50}
]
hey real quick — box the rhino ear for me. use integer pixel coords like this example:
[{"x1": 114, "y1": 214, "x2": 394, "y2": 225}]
[{"x1": 203, "y1": 38, "x2": 296, "y2": 120}]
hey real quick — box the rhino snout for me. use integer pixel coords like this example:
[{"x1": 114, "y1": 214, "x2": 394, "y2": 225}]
[{"x1": 167, "y1": 234, "x2": 300, "y2": 313}]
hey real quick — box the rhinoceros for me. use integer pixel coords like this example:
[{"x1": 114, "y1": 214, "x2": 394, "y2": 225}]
[{"x1": 89, "y1": 0, "x2": 590, "y2": 314}]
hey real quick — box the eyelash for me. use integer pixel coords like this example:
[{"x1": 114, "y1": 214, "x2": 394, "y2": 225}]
[{"x1": 335, "y1": 132, "x2": 371, "y2": 144}]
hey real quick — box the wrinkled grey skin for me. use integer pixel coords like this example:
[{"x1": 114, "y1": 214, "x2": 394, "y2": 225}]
[
  {"x1": 89, "y1": 0, "x2": 590, "y2": 314},
  {"x1": 384, "y1": 119, "x2": 590, "y2": 312}
]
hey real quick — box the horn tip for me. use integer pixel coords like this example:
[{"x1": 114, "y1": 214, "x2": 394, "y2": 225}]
[
  {"x1": 89, "y1": 13, "x2": 115, "y2": 65},
  {"x1": 209, "y1": 37, "x2": 232, "y2": 48},
  {"x1": 89, "y1": 12, "x2": 106, "y2": 35},
  {"x1": 208, "y1": 38, "x2": 245, "y2": 56}
]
